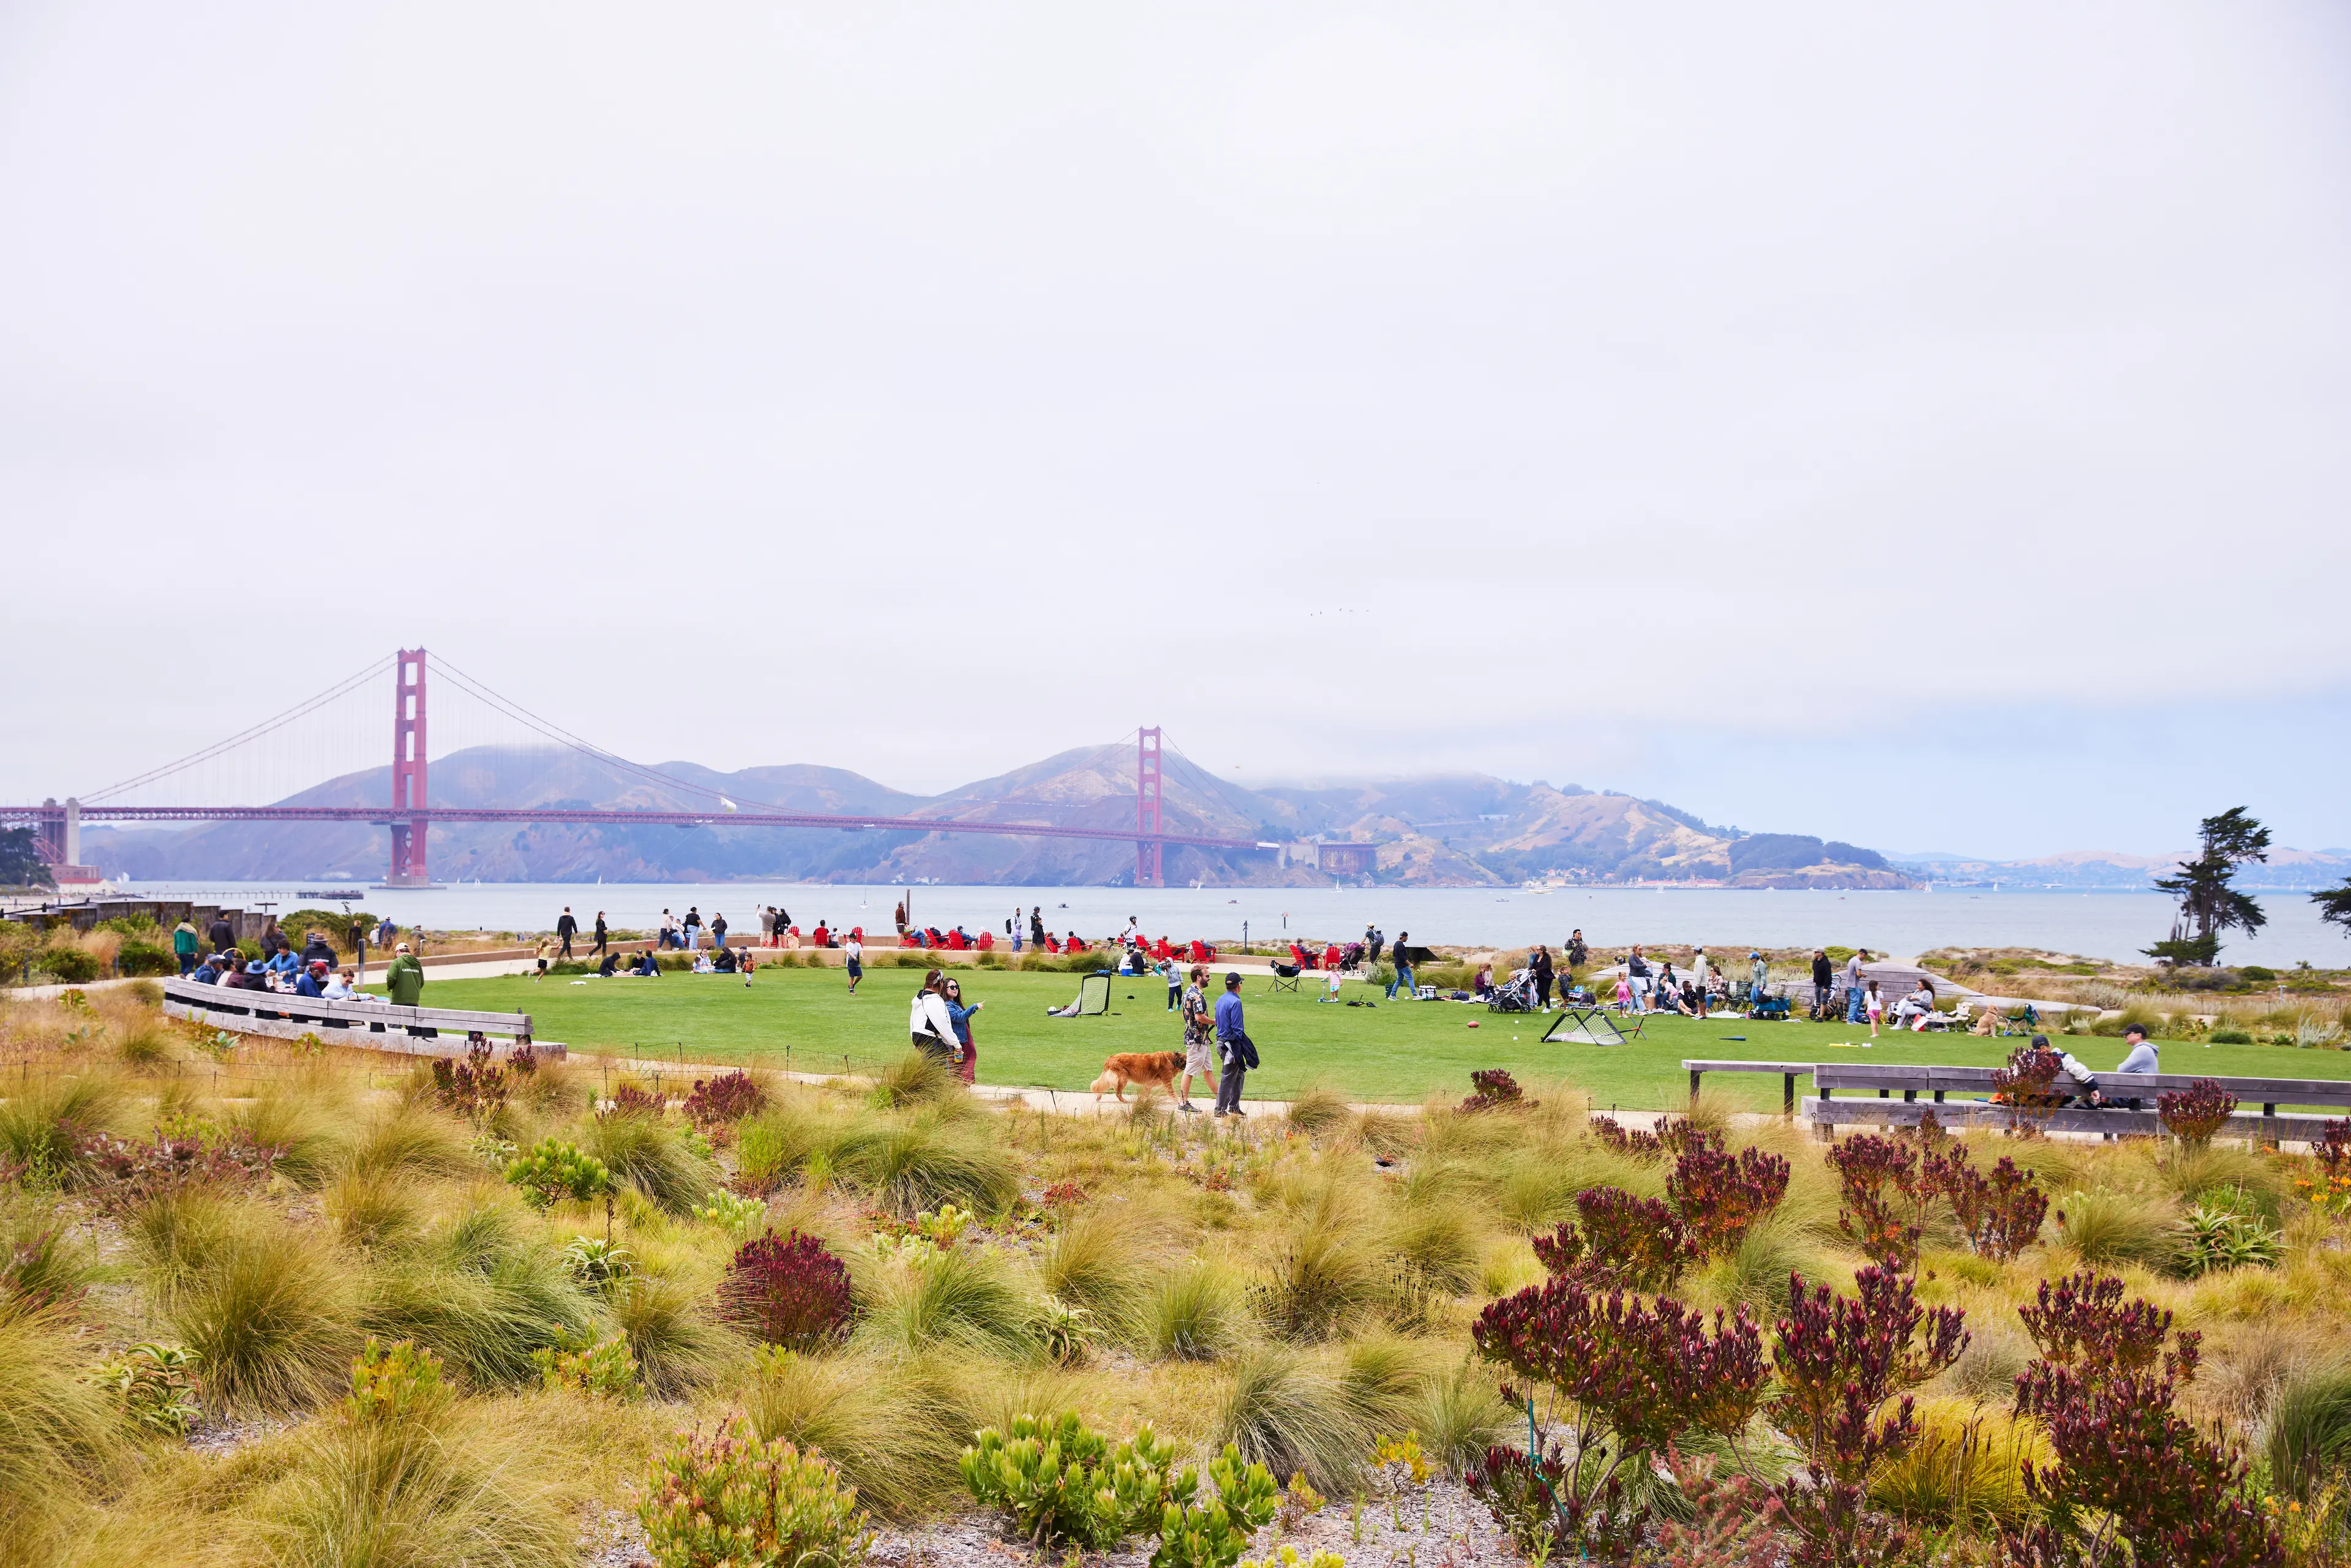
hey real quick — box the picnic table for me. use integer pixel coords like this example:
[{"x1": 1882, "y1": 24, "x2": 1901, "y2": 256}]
[{"x1": 1681, "y1": 1057, "x2": 2351, "y2": 1146}]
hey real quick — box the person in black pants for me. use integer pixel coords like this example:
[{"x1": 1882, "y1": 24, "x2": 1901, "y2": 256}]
[
  {"x1": 1531, "y1": 945, "x2": 1555, "y2": 1010},
  {"x1": 556, "y1": 907, "x2": 578, "y2": 959},
  {"x1": 591, "y1": 912, "x2": 607, "y2": 957},
  {"x1": 1811, "y1": 950, "x2": 1834, "y2": 1018},
  {"x1": 1212, "y1": 972, "x2": 1258, "y2": 1116}
]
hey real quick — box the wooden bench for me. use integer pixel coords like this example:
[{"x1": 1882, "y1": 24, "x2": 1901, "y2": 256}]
[
  {"x1": 1805, "y1": 1062, "x2": 2351, "y2": 1146},
  {"x1": 1682, "y1": 1060, "x2": 1813, "y2": 1116},
  {"x1": 162, "y1": 977, "x2": 559, "y2": 1062}
]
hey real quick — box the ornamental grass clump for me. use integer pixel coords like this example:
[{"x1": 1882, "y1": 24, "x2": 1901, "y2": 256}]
[
  {"x1": 718, "y1": 1231, "x2": 853, "y2": 1350},
  {"x1": 2159, "y1": 1078, "x2": 2240, "y2": 1150},
  {"x1": 2004, "y1": 1271, "x2": 2279, "y2": 1567},
  {"x1": 1769, "y1": 1266, "x2": 1968, "y2": 1567},
  {"x1": 1470, "y1": 1274, "x2": 1769, "y2": 1561},
  {"x1": 640, "y1": 1412, "x2": 872, "y2": 1568},
  {"x1": 959, "y1": 1412, "x2": 1180, "y2": 1550}
]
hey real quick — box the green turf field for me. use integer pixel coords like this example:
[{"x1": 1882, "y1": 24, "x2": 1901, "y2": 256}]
[{"x1": 380, "y1": 966, "x2": 2351, "y2": 1111}]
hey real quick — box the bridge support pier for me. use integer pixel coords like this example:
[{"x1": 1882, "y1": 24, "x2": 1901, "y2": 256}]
[
  {"x1": 1136, "y1": 727, "x2": 1163, "y2": 888},
  {"x1": 380, "y1": 648, "x2": 438, "y2": 888}
]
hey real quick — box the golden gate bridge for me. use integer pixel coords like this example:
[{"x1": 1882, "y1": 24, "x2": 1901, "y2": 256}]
[{"x1": 4, "y1": 649, "x2": 1269, "y2": 889}]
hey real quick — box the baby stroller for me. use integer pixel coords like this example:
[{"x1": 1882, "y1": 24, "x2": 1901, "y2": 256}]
[
  {"x1": 1487, "y1": 969, "x2": 1539, "y2": 1014},
  {"x1": 1748, "y1": 993, "x2": 1793, "y2": 1022}
]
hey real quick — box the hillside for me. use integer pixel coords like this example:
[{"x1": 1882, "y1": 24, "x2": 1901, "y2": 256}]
[{"x1": 78, "y1": 745, "x2": 1913, "y2": 888}]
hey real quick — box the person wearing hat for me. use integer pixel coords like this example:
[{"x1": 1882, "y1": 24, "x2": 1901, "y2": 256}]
[
  {"x1": 224, "y1": 958, "x2": 269, "y2": 991},
  {"x1": 1212, "y1": 971, "x2": 1258, "y2": 1117},
  {"x1": 385, "y1": 943, "x2": 427, "y2": 1007},
  {"x1": 1749, "y1": 951, "x2": 1769, "y2": 1005},
  {"x1": 294, "y1": 958, "x2": 331, "y2": 999},
  {"x1": 2112, "y1": 1023, "x2": 2159, "y2": 1109}
]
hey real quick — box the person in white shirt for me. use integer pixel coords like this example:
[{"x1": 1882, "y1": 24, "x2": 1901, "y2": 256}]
[
  {"x1": 323, "y1": 968, "x2": 358, "y2": 1001},
  {"x1": 845, "y1": 934, "x2": 864, "y2": 995}
]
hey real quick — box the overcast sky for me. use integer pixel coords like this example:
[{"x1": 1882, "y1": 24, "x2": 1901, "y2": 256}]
[{"x1": 5, "y1": 2, "x2": 2347, "y2": 860}]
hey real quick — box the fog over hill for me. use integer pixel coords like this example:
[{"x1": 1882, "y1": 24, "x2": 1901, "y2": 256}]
[{"x1": 82, "y1": 743, "x2": 1918, "y2": 887}]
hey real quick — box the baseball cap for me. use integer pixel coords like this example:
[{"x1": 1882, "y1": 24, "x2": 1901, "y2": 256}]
[{"x1": 1225, "y1": 972, "x2": 1242, "y2": 986}]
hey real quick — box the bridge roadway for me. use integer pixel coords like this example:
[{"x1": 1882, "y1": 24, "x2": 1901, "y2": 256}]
[{"x1": 0, "y1": 801, "x2": 1270, "y2": 852}]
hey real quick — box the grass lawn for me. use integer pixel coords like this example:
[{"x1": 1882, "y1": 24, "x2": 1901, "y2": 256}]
[{"x1": 386, "y1": 966, "x2": 2351, "y2": 1110}]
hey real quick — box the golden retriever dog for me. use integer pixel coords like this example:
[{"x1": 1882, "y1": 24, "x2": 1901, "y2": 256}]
[{"x1": 1091, "y1": 1050, "x2": 1186, "y2": 1105}]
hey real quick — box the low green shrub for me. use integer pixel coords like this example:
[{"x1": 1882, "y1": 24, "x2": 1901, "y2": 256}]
[
  {"x1": 503, "y1": 1139, "x2": 609, "y2": 1209},
  {"x1": 639, "y1": 1412, "x2": 872, "y2": 1568},
  {"x1": 1155, "y1": 1445, "x2": 1280, "y2": 1568},
  {"x1": 532, "y1": 1334, "x2": 640, "y2": 1400},
  {"x1": 2210, "y1": 1029, "x2": 2253, "y2": 1045},
  {"x1": 347, "y1": 1337, "x2": 451, "y2": 1425},
  {"x1": 960, "y1": 1412, "x2": 1180, "y2": 1550},
  {"x1": 114, "y1": 941, "x2": 176, "y2": 978},
  {"x1": 92, "y1": 1341, "x2": 201, "y2": 1436}
]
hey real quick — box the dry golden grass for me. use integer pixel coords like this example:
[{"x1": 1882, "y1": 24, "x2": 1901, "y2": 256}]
[{"x1": 0, "y1": 985, "x2": 2348, "y2": 1563}]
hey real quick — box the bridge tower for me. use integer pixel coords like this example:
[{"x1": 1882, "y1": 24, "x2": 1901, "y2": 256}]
[
  {"x1": 384, "y1": 648, "x2": 432, "y2": 887},
  {"x1": 1135, "y1": 727, "x2": 1163, "y2": 888}
]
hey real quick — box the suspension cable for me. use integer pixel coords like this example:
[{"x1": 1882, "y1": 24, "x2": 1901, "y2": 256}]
[{"x1": 82, "y1": 653, "x2": 397, "y2": 802}]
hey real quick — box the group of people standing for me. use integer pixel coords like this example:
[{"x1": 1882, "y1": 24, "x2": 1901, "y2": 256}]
[{"x1": 907, "y1": 968, "x2": 980, "y2": 1083}]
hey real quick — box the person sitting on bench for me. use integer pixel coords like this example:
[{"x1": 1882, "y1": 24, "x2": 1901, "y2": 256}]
[{"x1": 2111, "y1": 1024, "x2": 2159, "y2": 1108}]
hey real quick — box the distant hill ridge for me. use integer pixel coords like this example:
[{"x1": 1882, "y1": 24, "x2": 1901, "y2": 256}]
[{"x1": 83, "y1": 743, "x2": 1914, "y2": 888}]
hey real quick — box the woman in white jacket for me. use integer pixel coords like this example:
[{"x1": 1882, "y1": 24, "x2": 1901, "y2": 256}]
[{"x1": 908, "y1": 970, "x2": 962, "y2": 1069}]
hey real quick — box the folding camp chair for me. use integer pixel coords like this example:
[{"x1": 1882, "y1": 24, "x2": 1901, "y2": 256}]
[{"x1": 1269, "y1": 964, "x2": 1302, "y2": 994}]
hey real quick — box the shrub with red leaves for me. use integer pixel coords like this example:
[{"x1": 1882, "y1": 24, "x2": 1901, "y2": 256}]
[
  {"x1": 1647, "y1": 1447, "x2": 1786, "y2": 1567},
  {"x1": 1932, "y1": 1147, "x2": 2048, "y2": 1261},
  {"x1": 1460, "y1": 1068, "x2": 1532, "y2": 1113},
  {"x1": 602, "y1": 1084, "x2": 666, "y2": 1119},
  {"x1": 1471, "y1": 1277, "x2": 1768, "y2": 1560},
  {"x1": 1532, "y1": 1187, "x2": 1690, "y2": 1292},
  {"x1": 430, "y1": 1040, "x2": 510, "y2": 1120},
  {"x1": 2315, "y1": 1118, "x2": 2351, "y2": 1176},
  {"x1": 77, "y1": 1127, "x2": 285, "y2": 1215},
  {"x1": 716, "y1": 1230, "x2": 853, "y2": 1350},
  {"x1": 2004, "y1": 1272, "x2": 2278, "y2": 1567},
  {"x1": 1770, "y1": 1266, "x2": 1968, "y2": 1567},
  {"x1": 507, "y1": 1042, "x2": 539, "y2": 1075},
  {"x1": 2158, "y1": 1078, "x2": 2238, "y2": 1147},
  {"x1": 1992, "y1": 1044, "x2": 2064, "y2": 1135},
  {"x1": 1592, "y1": 1114, "x2": 1721, "y2": 1165},
  {"x1": 1824, "y1": 1134, "x2": 1933, "y2": 1271},
  {"x1": 1040, "y1": 1181, "x2": 1087, "y2": 1210},
  {"x1": 683, "y1": 1070, "x2": 767, "y2": 1135},
  {"x1": 1668, "y1": 1143, "x2": 1789, "y2": 1260}
]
